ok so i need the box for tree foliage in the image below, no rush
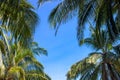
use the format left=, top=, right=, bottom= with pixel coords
left=49, top=0, right=120, bottom=41
left=0, top=0, right=51, bottom=80
left=67, top=27, right=120, bottom=80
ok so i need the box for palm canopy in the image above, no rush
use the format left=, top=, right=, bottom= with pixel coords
left=67, top=28, right=120, bottom=80
left=67, top=52, right=120, bottom=80
left=0, top=0, right=51, bottom=80
left=0, top=41, right=51, bottom=80
left=13, top=43, right=50, bottom=80
left=80, top=27, right=113, bottom=52
left=49, top=0, right=120, bottom=41
left=0, top=0, right=38, bottom=47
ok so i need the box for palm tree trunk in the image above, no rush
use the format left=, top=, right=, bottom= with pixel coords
left=0, top=50, right=5, bottom=79
left=102, top=53, right=108, bottom=80
left=107, top=63, right=118, bottom=80
left=0, top=50, right=3, bottom=67
left=102, top=63, right=108, bottom=80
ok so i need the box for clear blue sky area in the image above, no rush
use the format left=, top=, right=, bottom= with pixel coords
left=29, top=1, right=92, bottom=80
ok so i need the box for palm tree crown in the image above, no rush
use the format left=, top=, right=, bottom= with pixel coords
left=49, top=0, right=120, bottom=41
left=67, top=27, right=120, bottom=80
left=0, top=0, right=51, bottom=80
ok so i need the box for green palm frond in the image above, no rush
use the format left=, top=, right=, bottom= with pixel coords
left=67, top=53, right=101, bottom=80
left=0, top=0, right=50, bottom=80
left=7, top=66, right=25, bottom=80
left=38, top=0, right=51, bottom=7
left=25, top=70, right=51, bottom=80
left=67, top=51, right=120, bottom=80
left=49, top=0, right=120, bottom=42
left=15, top=49, right=33, bottom=65
left=67, top=25, right=120, bottom=80
left=30, top=57, right=44, bottom=70
left=0, top=0, right=38, bottom=47
left=26, top=73, right=51, bottom=80
left=95, top=0, right=106, bottom=28
left=89, top=64, right=101, bottom=80
left=113, top=61, right=120, bottom=73
left=95, top=0, right=119, bottom=41
left=77, top=0, right=94, bottom=41
left=8, top=45, right=49, bottom=80
left=80, top=27, right=112, bottom=52
left=31, top=42, right=48, bottom=56
left=49, top=0, right=80, bottom=34
left=113, top=44, right=120, bottom=56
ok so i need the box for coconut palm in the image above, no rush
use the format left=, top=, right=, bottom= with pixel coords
left=67, top=52, right=120, bottom=80
left=49, top=0, right=120, bottom=41
left=0, top=0, right=51, bottom=79
left=0, top=0, right=38, bottom=47
left=67, top=27, right=120, bottom=80
left=0, top=41, right=50, bottom=80
left=9, top=42, right=50, bottom=80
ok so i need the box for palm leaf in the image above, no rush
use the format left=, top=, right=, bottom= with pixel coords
left=7, top=66, right=25, bottom=80
left=67, top=53, right=101, bottom=80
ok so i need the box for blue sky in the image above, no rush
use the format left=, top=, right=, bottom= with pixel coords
left=29, top=1, right=92, bottom=80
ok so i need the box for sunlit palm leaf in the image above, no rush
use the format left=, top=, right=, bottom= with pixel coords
left=7, top=66, right=25, bottom=80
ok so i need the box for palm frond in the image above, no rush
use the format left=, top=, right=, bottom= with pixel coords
left=113, top=44, right=120, bottom=56
left=0, top=0, right=38, bottom=47
left=77, top=0, right=94, bottom=41
left=90, top=64, right=101, bottom=80
left=49, top=0, right=80, bottom=34
left=7, top=66, right=25, bottom=80
left=15, top=49, right=33, bottom=65
left=38, top=0, right=51, bottom=7
left=31, top=42, right=48, bottom=56
left=26, top=73, right=51, bottom=80
left=67, top=53, right=101, bottom=79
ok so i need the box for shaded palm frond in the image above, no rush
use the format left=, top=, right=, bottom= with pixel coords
left=15, top=49, right=33, bottom=65
left=38, top=0, right=51, bottom=7
left=0, top=0, right=38, bottom=47
left=77, top=0, right=94, bottom=41
left=7, top=66, right=25, bottom=80
left=49, top=0, right=80, bottom=34
left=26, top=73, right=51, bottom=80
left=31, top=42, right=48, bottom=56
left=67, top=53, right=101, bottom=80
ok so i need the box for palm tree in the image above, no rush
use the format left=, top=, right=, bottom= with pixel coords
left=0, top=41, right=50, bottom=80
left=67, top=52, right=120, bottom=80
left=10, top=43, right=50, bottom=80
left=67, top=27, right=120, bottom=80
left=49, top=0, right=120, bottom=41
left=0, top=0, right=51, bottom=79
left=0, top=0, right=38, bottom=47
